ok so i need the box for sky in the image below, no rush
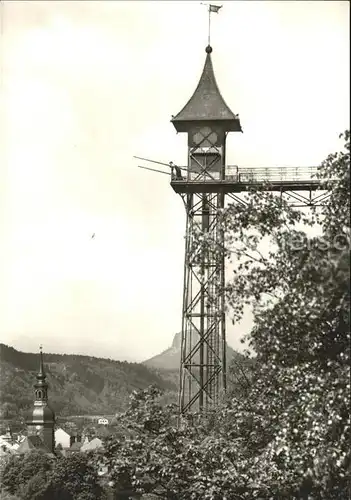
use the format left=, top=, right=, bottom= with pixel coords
left=0, top=0, right=349, bottom=362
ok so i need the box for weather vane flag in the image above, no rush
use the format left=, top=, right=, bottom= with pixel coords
left=201, top=3, right=223, bottom=45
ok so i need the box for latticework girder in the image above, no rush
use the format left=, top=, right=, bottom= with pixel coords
left=179, top=191, right=226, bottom=413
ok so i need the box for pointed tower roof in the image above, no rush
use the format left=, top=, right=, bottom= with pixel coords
left=26, top=346, right=55, bottom=425
left=171, top=45, right=242, bottom=133
left=35, top=345, right=47, bottom=388
left=38, top=345, right=45, bottom=377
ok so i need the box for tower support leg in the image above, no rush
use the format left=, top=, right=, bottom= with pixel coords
left=179, top=192, right=226, bottom=414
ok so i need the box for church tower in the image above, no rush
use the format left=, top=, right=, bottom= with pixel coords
left=26, top=347, right=55, bottom=452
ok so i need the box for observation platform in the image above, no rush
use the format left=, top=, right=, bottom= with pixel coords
left=170, top=165, right=326, bottom=194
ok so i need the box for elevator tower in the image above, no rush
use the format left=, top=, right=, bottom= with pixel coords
left=171, top=45, right=242, bottom=413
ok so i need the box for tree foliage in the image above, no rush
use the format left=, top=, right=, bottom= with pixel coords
left=97, top=386, right=252, bottom=499
left=99, top=131, right=350, bottom=499
left=1, top=451, right=105, bottom=500
left=219, top=130, right=350, bottom=498
left=1, top=451, right=53, bottom=496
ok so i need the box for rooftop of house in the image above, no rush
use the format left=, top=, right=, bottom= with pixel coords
left=16, top=435, right=52, bottom=455
left=81, top=437, right=103, bottom=452
left=69, top=441, right=83, bottom=451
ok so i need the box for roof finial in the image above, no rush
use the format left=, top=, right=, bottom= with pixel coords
left=38, top=344, right=45, bottom=378
left=201, top=3, right=222, bottom=49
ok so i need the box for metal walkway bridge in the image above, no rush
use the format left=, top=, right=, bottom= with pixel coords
left=171, top=165, right=326, bottom=194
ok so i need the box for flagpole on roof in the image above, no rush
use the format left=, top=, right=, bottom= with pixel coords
left=208, top=6, right=211, bottom=45
left=200, top=4, right=222, bottom=47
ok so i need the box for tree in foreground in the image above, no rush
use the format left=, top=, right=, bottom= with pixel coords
left=100, top=131, right=350, bottom=499
left=0, top=451, right=54, bottom=497
left=1, top=451, right=105, bottom=500
left=215, top=129, right=350, bottom=498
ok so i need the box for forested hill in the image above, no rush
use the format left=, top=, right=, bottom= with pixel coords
left=0, top=343, right=177, bottom=419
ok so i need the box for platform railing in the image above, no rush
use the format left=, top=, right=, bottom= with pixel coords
left=171, top=165, right=320, bottom=183
left=233, top=165, right=319, bottom=183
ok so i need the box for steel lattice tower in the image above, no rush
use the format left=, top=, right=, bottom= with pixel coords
left=169, top=45, right=329, bottom=414
left=170, top=45, right=241, bottom=413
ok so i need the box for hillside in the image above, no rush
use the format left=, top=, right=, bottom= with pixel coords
left=0, top=344, right=177, bottom=419
left=143, top=332, right=243, bottom=371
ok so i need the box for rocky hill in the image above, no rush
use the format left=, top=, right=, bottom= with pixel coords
left=143, top=332, right=242, bottom=371
left=0, top=344, right=177, bottom=420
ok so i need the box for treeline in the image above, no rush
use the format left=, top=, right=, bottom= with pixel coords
left=0, top=344, right=178, bottom=419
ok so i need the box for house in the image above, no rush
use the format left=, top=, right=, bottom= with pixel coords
left=66, top=440, right=83, bottom=455
left=0, top=439, right=16, bottom=455
left=16, top=434, right=26, bottom=444
left=98, top=418, right=109, bottom=426
left=0, top=427, right=19, bottom=455
left=55, top=427, right=72, bottom=449
left=81, top=436, right=90, bottom=446
left=0, top=426, right=13, bottom=445
left=81, top=437, right=103, bottom=452
left=55, top=426, right=82, bottom=449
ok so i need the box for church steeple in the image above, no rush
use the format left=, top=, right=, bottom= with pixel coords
left=34, top=346, right=48, bottom=404
left=171, top=45, right=242, bottom=133
left=25, top=346, right=55, bottom=452
left=39, top=345, right=45, bottom=376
